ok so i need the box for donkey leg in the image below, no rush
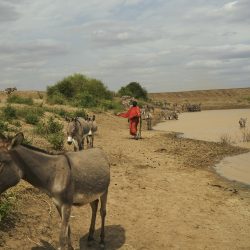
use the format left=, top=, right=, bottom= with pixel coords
left=99, top=191, right=108, bottom=247
left=88, top=135, right=93, bottom=148
left=55, top=205, right=73, bottom=250
left=88, top=199, right=99, bottom=242
left=59, top=204, right=73, bottom=250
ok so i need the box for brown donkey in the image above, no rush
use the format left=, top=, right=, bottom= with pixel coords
left=0, top=133, right=110, bottom=250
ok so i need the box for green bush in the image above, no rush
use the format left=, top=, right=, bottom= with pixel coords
left=100, top=99, right=123, bottom=111
left=0, top=121, right=8, bottom=133
left=74, top=92, right=97, bottom=108
left=25, top=112, right=40, bottom=125
left=7, top=95, right=33, bottom=105
left=0, top=191, right=16, bottom=222
left=11, top=121, right=21, bottom=128
left=47, top=117, right=64, bottom=134
left=35, top=117, right=63, bottom=136
left=16, top=107, right=44, bottom=124
left=34, top=117, right=64, bottom=150
left=35, top=122, right=47, bottom=135
left=118, top=82, right=148, bottom=100
left=47, top=133, right=64, bottom=150
left=47, top=92, right=66, bottom=105
left=47, top=73, right=112, bottom=108
left=3, top=105, right=17, bottom=120
left=74, top=109, right=87, bottom=118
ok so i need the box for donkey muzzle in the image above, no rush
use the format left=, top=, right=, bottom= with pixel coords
left=67, top=136, right=73, bottom=145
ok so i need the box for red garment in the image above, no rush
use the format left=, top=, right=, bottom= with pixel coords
left=118, top=106, right=141, bottom=136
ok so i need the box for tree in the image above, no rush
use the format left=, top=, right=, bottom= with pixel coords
left=46, top=73, right=113, bottom=107
left=118, top=82, right=148, bottom=100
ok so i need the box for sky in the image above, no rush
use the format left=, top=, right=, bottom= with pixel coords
left=0, top=0, right=250, bottom=93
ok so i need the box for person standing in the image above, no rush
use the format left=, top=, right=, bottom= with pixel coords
left=117, top=101, right=141, bottom=139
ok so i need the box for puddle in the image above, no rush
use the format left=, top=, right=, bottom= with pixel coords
left=154, top=109, right=250, bottom=184
left=214, top=152, right=250, bottom=185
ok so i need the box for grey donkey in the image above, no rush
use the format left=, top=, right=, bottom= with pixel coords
left=86, top=115, right=98, bottom=148
left=0, top=133, right=110, bottom=250
left=66, top=117, right=92, bottom=151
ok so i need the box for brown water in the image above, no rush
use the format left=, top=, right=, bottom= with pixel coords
left=154, top=109, right=250, bottom=185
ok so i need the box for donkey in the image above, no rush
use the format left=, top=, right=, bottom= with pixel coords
left=86, top=115, right=98, bottom=148
left=141, top=109, right=153, bottom=130
left=239, top=118, right=247, bottom=128
left=0, top=133, right=110, bottom=250
left=66, top=117, right=92, bottom=151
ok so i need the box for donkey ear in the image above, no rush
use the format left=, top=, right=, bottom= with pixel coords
left=8, top=132, right=24, bottom=150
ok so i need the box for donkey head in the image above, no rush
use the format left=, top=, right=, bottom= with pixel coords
left=0, top=133, right=24, bottom=193
left=66, top=118, right=79, bottom=145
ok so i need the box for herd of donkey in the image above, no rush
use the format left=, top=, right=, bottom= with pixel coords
left=0, top=87, right=248, bottom=249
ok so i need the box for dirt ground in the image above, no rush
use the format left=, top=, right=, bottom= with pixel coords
left=1, top=110, right=250, bottom=250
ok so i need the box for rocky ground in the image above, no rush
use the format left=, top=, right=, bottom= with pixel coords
left=1, top=110, right=250, bottom=250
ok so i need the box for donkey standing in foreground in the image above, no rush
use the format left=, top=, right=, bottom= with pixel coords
left=0, top=133, right=110, bottom=250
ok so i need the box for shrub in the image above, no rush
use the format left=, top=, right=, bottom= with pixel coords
left=118, top=82, right=148, bottom=100
left=0, top=191, right=16, bottom=222
left=74, top=109, right=87, bottom=118
left=74, top=92, right=97, bottom=108
left=3, top=105, right=17, bottom=120
left=34, top=117, right=63, bottom=136
left=16, top=107, right=44, bottom=124
left=47, top=93, right=66, bottom=105
left=35, top=122, right=47, bottom=135
left=7, top=95, right=33, bottom=105
left=11, top=121, right=21, bottom=128
left=47, top=73, right=112, bottom=108
left=25, top=112, right=40, bottom=125
left=100, top=100, right=123, bottom=112
left=34, top=117, right=64, bottom=150
left=0, top=121, right=8, bottom=133
left=47, top=133, right=64, bottom=150
left=47, top=117, right=64, bottom=134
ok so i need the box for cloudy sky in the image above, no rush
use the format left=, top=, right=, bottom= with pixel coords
left=0, top=0, right=250, bottom=92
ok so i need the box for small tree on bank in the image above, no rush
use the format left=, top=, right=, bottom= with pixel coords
left=118, top=82, right=148, bottom=100
left=47, top=73, right=113, bottom=107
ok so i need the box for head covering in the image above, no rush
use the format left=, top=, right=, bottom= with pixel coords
left=132, top=101, right=137, bottom=107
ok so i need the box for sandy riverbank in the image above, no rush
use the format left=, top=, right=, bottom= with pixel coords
left=1, top=112, right=250, bottom=250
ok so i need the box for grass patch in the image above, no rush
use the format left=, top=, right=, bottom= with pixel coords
left=0, top=191, right=17, bottom=222
left=2, top=105, right=17, bottom=121
left=7, top=95, right=33, bottom=105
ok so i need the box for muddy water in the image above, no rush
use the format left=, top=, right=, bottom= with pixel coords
left=154, top=109, right=250, bottom=185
